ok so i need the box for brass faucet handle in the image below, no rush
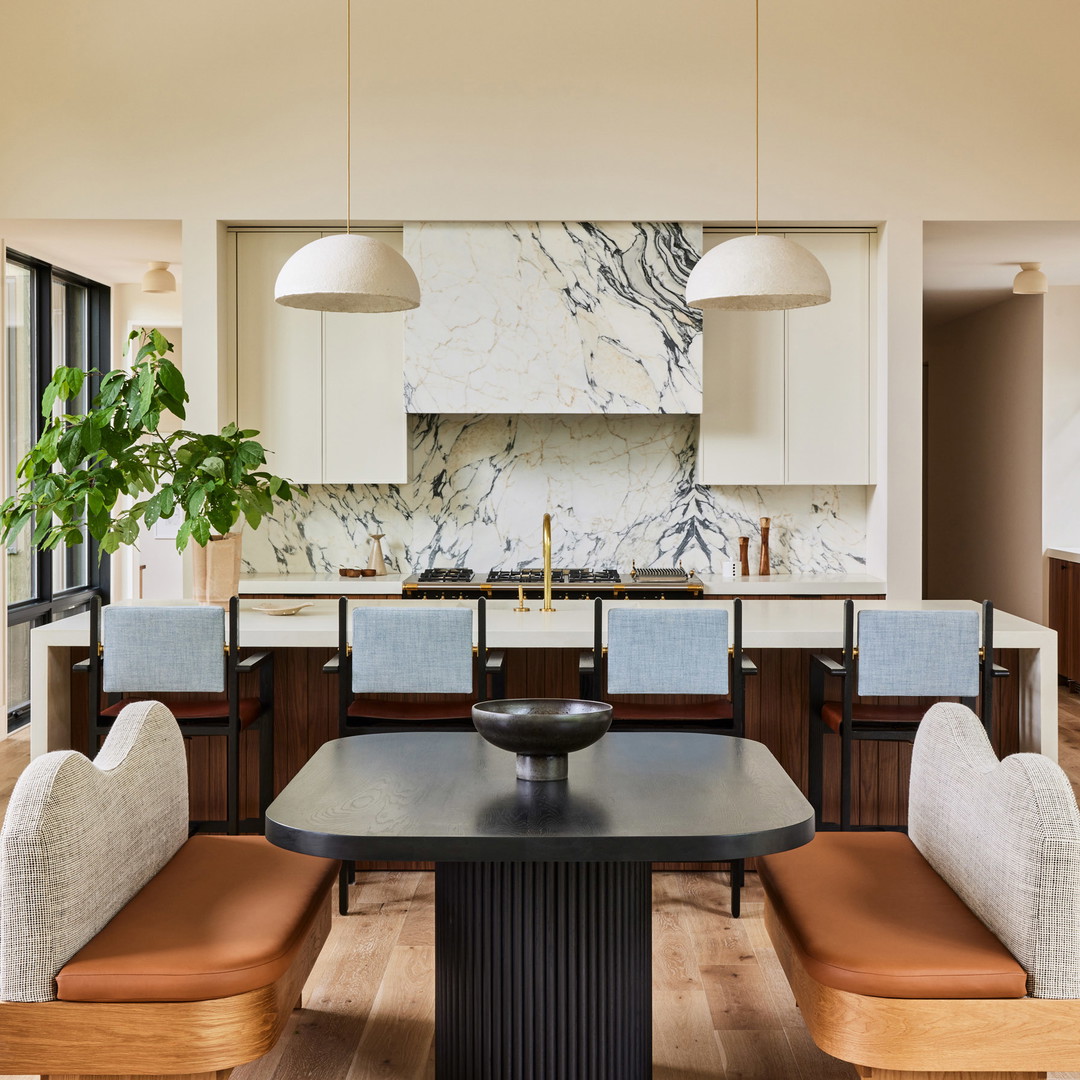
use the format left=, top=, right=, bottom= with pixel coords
left=515, top=583, right=531, bottom=612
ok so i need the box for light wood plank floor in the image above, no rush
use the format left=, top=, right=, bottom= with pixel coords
left=3, top=696, right=1080, bottom=1080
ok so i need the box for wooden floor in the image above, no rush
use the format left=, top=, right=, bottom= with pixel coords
left=3, top=696, right=1080, bottom=1080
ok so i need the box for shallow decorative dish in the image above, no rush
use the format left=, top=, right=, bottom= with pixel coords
left=339, top=567, right=362, bottom=577
left=251, top=602, right=314, bottom=617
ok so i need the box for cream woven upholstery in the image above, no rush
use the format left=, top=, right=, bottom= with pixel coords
left=909, top=701, right=1080, bottom=998
left=0, top=700, right=188, bottom=1002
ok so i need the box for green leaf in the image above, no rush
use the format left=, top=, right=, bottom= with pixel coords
left=150, top=328, right=171, bottom=355
left=191, top=517, right=211, bottom=547
left=175, top=519, right=193, bottom=552
left=58, top=427, right=84, bottom=471
left=202, top=455, right=225, bottom=477
left=143, top=493, right=161, bottom=527
left=80, top=422, right=101, bottom=454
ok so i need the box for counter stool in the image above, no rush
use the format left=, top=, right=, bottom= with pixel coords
left=582, top=597, right=756, bottom=917
left=83, top=596, right=274, bottom=834
left=809, top=599, right=1007, bottom=830
left=327, top=596, right=504, bottom=912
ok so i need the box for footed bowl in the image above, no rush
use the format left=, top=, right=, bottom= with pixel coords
left=471, top=698, right=613, bottom=781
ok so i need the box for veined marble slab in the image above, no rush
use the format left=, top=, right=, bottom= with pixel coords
left=403, top=222, right=703, bottom=413
left=241, top=414, right=868, bottom=576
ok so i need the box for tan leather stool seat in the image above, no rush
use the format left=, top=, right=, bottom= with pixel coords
left=56, top=835, right=339, bottom=1002
left=101, top=696, right=264, bottom=729
left=821, top=700, right=927, bottom=734
left=347, top=696, right=473, bottom=721
left=758, top=832, right=1027, bottom=999
left=610, top=698, right=733, bottom=723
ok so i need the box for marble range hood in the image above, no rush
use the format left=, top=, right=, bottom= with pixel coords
left=402, top=222, right=703, bottom=414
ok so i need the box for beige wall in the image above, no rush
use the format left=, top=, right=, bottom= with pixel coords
left=924, top=296, right=1044, bottom=620
left=5, top=1, right=1080, bottom=599
left=4, top=1, right=1080, bottom=222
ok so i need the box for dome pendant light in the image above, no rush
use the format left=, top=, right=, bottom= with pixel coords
left=141, top=261, right=176, bottom=293
left=1012, top=262, right=1048, bottom=295
left=686, top=0, right=830, bottom=311
left=275, top=0, right=420, bottom=313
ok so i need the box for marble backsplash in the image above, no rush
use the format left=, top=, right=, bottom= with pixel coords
left=242, top=414, right=868, bottom=576
left=403, top=223, right=703, bottom=413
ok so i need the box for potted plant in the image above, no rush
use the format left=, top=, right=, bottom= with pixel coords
left=0, top=328, right=299, bottom=602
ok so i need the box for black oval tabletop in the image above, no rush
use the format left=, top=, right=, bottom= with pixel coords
left=266, top=732, right=814, bottom=863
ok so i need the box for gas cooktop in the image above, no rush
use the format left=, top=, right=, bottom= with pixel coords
left=406, top=567, right=700, bottom=593
left=486, top=568, right=621, bottom=585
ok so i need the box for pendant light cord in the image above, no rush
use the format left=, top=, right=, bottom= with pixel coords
left=754, top=0, right=759, bottom=235
left=346, top=0, right=352, bottom=234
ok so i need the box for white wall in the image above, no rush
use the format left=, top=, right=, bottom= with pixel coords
left=1043, top=287, right=1080, bottom=553
left=5, top=1, right=1080, bottom=597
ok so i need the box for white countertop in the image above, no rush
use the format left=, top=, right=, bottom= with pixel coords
left=695, top=572, right=885, bottom=594
left=1047, top=548, right=1080, bottom=565
left=33, top=597, right=1052, bottom=652
left=240, top=572, right=408, bottom=595
left=239, top=571, right=886, bottom=597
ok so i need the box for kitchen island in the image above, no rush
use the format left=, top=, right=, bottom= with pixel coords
left=31, top=598, right=1054, bottom=830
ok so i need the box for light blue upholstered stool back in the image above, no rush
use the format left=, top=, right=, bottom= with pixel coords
left=102, top=606, right=226, bottom=694
left=856, top=609, right=981, bottom=697
left=606, top=608, right=729, bottom=695
left=352, top=607, right=474, bottom=694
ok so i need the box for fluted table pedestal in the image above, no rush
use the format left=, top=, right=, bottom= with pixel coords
left=435, top=860, right=651, bottom=1080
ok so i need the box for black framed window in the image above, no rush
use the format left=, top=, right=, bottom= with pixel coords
left=5, top=250, right=110, bottom=729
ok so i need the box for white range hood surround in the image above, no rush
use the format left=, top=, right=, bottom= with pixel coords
left=403, top=222, right=703, bottom=413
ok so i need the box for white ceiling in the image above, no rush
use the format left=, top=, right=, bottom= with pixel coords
left=0, top=219, right=182, bottom=287
left=924, top=220, right=1080, bottom=326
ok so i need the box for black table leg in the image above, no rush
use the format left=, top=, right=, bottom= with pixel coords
left=435, top=860, right=652, bottom=1080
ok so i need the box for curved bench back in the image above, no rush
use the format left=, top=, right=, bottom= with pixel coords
left=909, top=701, right=1080, bottom=998
left=0, top=700, right=188, bottom=1002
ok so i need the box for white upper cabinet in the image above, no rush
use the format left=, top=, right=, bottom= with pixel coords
left=233, top=230, right=409, bottom=486
left=698, top=231, right=872, bottom=486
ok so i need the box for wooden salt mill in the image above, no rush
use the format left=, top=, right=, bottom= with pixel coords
left=738, top=536, right=750, bottom=577
left=758, top=517, right=771, bottom=576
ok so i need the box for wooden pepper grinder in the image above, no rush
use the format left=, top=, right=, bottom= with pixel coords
left=758, top=517, right=771, bottom=576
left=738, top=536, right=750, bottom=577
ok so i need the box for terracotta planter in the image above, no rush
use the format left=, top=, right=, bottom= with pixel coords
left=192, top=532, right=242, bottom=605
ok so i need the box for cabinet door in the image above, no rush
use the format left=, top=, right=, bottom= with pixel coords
left=786, top=232, right=870, bottom=484
left=322, top=232, right=409, bottom=485
left=236, top=232, right=323, bottom=484
left=697, top=234, right=786, bottom=485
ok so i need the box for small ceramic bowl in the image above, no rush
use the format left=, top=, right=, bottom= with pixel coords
left=339, top=567, right=362, bottom=578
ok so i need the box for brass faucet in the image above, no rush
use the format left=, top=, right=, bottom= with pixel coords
left=542, top=513, right=555, bottom=612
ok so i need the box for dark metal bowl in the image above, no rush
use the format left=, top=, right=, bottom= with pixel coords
left=472, top=698, right=613, bottom=781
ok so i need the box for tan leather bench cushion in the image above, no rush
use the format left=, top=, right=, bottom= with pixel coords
left=55, top=835, right=339, bottom=1002
left=758, top=832, right=1028, bottom=999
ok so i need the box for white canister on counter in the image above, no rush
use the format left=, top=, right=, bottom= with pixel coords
left=720, top=560, right=739, bottom=579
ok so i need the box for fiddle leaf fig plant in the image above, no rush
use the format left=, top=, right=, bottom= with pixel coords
left=0, top=328, right=298, bottom=556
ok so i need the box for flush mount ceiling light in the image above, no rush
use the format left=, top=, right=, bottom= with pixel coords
left=686, top=0, right=830, bottom=311
left=274, top=0, right=419, bottom=313
left=1012, top=262, right=1048, bottom=295
left=141, top=261, right=176, bottom=293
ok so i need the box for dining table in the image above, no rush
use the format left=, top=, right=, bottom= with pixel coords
left=265, top=726, right=814, bottom=1080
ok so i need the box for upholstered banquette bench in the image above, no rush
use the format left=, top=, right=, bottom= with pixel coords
left=0, top=700, right=340, bottom=1080
left=759, top=701, right=1080, bottom=1080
